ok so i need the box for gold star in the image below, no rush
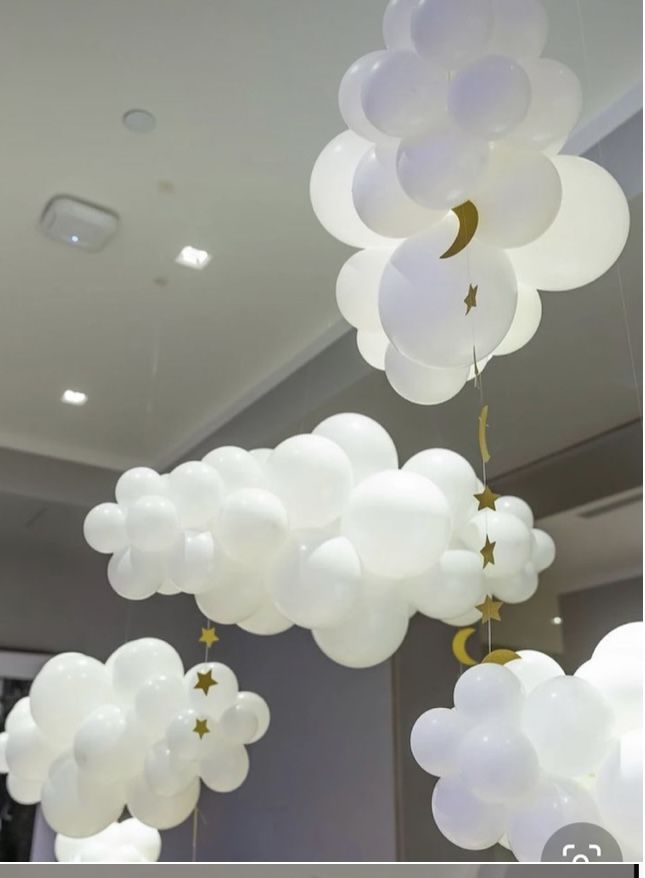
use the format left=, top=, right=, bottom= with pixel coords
left=194, top=669, right=218, bottom=695
left=476, top=594, right=503, bottom=623
left=193, top=718, right=210, bottom=739
left=480, top=536, right=496, bottom=568
left=474, top=485, right=499, bottom=511
left=464, top=283, right=478, bottom=315
left=198, top=626, right=219, bottom=648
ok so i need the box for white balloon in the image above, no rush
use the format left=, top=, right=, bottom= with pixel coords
left=249, top=448, right=272, bottom=464
left=593, top=622, right=642, bottom=662
left=508, top=156, right=630, bottom=291
left=522, top=676, right=613, bottom=776
left=530, top=528, right=556, bottom=572
left=353, top=143, right=446, bottom=238
left=126, top=772, right=200, bottom=831
left=165, top=709, right=215, bottom=762
left=195, top=556, right=265, bottom=624
left=508, top=59, right=582, bottom=151
left=432, top=775, right=507, bottom=850
left=5, top=718, right=56, bottom=781
left=361, top=49, right=448, bottom=139
left=83, top=504, right=127, bottom=554
left=233, top=692, right=271, bottom=743
left=576, top=655, right=642, bottom=735
left=506, top=649, right=564, bottom=694
left=313, top=413, right=398, bottom=483
left=108, top=548, right=160, bottom=601
left=473, top=148, right=562, bottom=247
left=490, top=564, right=538, bottom=603
left=218, top=488, right=289, bottom=563
left=488, top=0, right=548, bottom=59
left=411, top=0, right=494, bottom=70
left=109, top=638, right=184, bottom=707
left=73, top=705, right=134, bottom=781
left=313, top=590, right=409, bottom=668
left=116, top=818, right=162, bottom=862
left=342, top=470, right=451, bottom=578
left=5, top=697, right=32, bottom=735
left=448, top=54, right=531, bottom=140
left=356, top=328, right=389, bottom=370
left=379, top=219, right=518, bottom=368
left=457, top=722, right=540, bottom=804
left=454, top=664, right=522, bottom=722
left=382, top=0, right=417, bottom=49
left=184, top=662, right=238, bottom=722
left=200, top=737, right=249, bottom=793
left=30, top=653, right=113, bottom=747
left=168, top=530, right=221, bottom=595
left=135, top=674, right=188, bottom=738
left=115, top=467, right=166, bottom=506
left=507, top=778, right=599, bottom=862
left=409, top=551, right=483, bottom=619
left=461, top=511, right=532, bottom=577
left=219, top=704, right=259, bottom=745
left=167, top=461, right=223, bottom=529
left=144, top=741, right=197, bottom=797
left=338, top=51, right=396, bottom=142
left=270, top=536, right=361, bottom=628
left=267, top=434, right=353, bottom=529
left=0, top=731, right=7, bottom=773
left=336, top=249, right=394, bottom=332
left=310, top=130, right=399, bottom=248
left=7, top=773, right=43, bottom=805
left=238, top=599, right=293, bottom=635
left=493, top=496, right=535, bottom=530
left=494, top=284, right=542, bottom=356
left=404, top=448, right=479, bottom=527
left=594, top=730, right=642, bottom=851
left=42, top=755, right=124, bottom=838
left=410, top=707, right=469, bottom=776
left=126, top=495, right=181, bottom=553
left=442, top=607, right=483, bottom=626
left=201, top=446, right=266, bottom=493
left=385, top=346, right=469, bottom=405
left=397, top=128, right=490, bottom=210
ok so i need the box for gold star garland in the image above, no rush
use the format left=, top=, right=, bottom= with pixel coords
left=193, top=718, right=210, bottom=739
left=464, top=283, right=478, bottom=315
left=198, top=626, right=219, bottom=648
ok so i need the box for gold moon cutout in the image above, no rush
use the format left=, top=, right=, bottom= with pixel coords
left=478, top=404, right=491, bottom=464
left=440, top=201, right=479, bottom=259
left=482, top=649, right=522, bottom=665
left=452, top=627, right=478, bottom=666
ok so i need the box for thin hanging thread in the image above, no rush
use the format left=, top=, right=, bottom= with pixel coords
left=574, top=0, right=642, bottom=422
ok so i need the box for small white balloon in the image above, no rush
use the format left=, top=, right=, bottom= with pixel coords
left=165, top=709, right=213, bottom=762
left=219, top=704, right=259, bottom=744
left=267, top=434, right=353, bottom=529
left=338, top=51, right=396, bottom=142
left=494, top=285, right=542, bottom=356
left=448, top=54, right=531, bottom=140
left=218, top=488, right=289, bottom=563
left=135, top=674, right=188, bottom=738
left=115, top=468, right=166, bottom=506
left=83, top=504, right=127, bottom=554
left=73, top=705, right=133, bottom=781
left=508, top=59, right=582, bottom=151
left=490, top=564, right=538, bottom=603
left=233, top=692, right=271, bottom=743
left=126, top=772, right=200, bottom=831
left=5, top=698, right=32, bottom=735
left=531, top=528, right=556, bottom=572
left=184, top=662, right=238, bottom=722
left=41, top=755, right=125, bottom=838
left=314, top=413, right=398, bottom=483
left=109, top=638, right=184, bottom=707
left=168, top=461, right=223, bottom=529
left=356, top=328, right=389, bottom=370
left=385, top=346, right=469, bottom=405
left=506, top=649, right=564, bottom=694
left=432, top=775, right=507, bottom=850
left=195, top=556, right=265, bottom=624
left=410, top=707, right=469, bottom=777
left=411, top=0, right=494, bottom=70
left=454, top=664, right=522, bottom=722
left=238, top=599, right=294, bottom=635
left=144, top=741, right=197, bottom=797
left=382, top=0, right=417, bottom=49
left=495, top=495, right=534, bottom=529
left=126, top=495, right=181, bottom=553
left=461, top=511, right=532, bottom=577
left=108, top=549, right=160, bottom=601
left=336, top=249, right=394, bottom=332
left=5, top=718, right=56, bottom=781
left=7, top=773, right=43, bottom=805
left=457, top=722, right=540, bottom=804
left=200, top=737, right=249, bottom=793
left=202, top=446, right=266, bottom=493
left=409, top=550, right=483, bottom=619
left=442, top=608, right=483, bottom=626
left=404, top=448, right=479, bottom=527
left=168, top=530, right=221, bottom=595
left=0, top=731, right=7, bottom=773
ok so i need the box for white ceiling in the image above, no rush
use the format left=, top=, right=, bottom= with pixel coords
left=0, top=0, right=641, bottom=471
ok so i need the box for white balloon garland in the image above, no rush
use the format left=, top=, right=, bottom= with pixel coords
left=55, top=819, right=161, bottom=863
left=82, top=413, right=556, bottom=668
left=0, top=639, right=269, bottom=837
left=410, top=622, right=643, bottom=861
left=310, top=0, right=630, bottom=404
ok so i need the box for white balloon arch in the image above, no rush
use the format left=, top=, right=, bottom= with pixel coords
left=410, top=622, right=643, bottom=861
left=82, top=413, right=555, bottom=668
left=311, top=0, right=630, bottom=404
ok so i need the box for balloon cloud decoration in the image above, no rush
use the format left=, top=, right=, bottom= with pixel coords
left=55, top=819, right=161, bottom=863
left=82, top=413, right=555, bottom=668
left=311, top=0, right=631, bottom=404
left=410, top=622, right=643, bottom=861
left=0, top=639, right=269, bottom=837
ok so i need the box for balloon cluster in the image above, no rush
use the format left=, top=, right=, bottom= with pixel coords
left=82, top=413, right=555, bottom=668
left=55, top=819, right=161, bottom=863
left=0, top=639, right=269, bottom=837
left=310, top=0, right=630, bottom=404
left=410, top=622, right=642, bottom=861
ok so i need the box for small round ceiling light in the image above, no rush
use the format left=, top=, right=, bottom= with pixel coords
left=122, top=109, right=156, bottom=133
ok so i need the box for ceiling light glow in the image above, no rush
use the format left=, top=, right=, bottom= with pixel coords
left=175, top=245, right=211, bottom=270
left=550, top=615, right=563, bottom=626
left=61, top=389, right=88, bottom=406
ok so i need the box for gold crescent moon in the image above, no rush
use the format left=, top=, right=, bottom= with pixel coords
left=482, top=649, right=522, bottom=666
left=452, top=627, right=478, bottom=666
left=478, top=404, right=491, bottom=464
left=440, top=201, right=479, bottom=259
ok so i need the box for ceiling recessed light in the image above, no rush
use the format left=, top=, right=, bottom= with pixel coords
left=175, top=245, right=211, bottom=270
left=550, top=615, right=563, bottom=626
left=61, top=389, right=88, bottom=406
left=122, top=109, right=156, bottom=133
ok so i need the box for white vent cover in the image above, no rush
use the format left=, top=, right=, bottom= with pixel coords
left=40, top=196, right=118, bottom=252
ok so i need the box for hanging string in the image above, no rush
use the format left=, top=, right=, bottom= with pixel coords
left=191, top=805, right=200, bottom=862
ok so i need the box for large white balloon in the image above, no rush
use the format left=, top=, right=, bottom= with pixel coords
left=506, top=650, right=564, bottom=694
left=411, top=0, right=494, bottom=70
left=410, top=708, right=469, bottom=777
left=73, top=705, right=134, bottom=781
left=310, top=130, right=398, bottom=248
left=195, top=557, right=265, bottom=624
left=238, top=599, right=293, bottom=635
left=218, top=489, right=289, bottom=563
left=115, top=468, right=166, bottom=506
left=336, top=249, right=393, bottom=332
left=41, top=756, right=124, bottom=838
left=594, top=730, right=642, bottom=853
left=508, top=156, right=630, bottom=291
left=385, top=346, right=469, bottom=405
left=342, top=470, right=451, bottom=578
left=449, top=54, right=531, bottom=140
left=454, top=665, right=522, bottom=723
left=408, top=550, right=483, bottom=619
left=202, top=446, right=266, bottom=493
left=432, top=775, right=507, bottom=850
left=267, top=434, right=353, bottom=529
left=379, top=219, right=518, bottom=368
left=108, top=548, right=160, bottom=601
left=576, top=654, right=642, bottom=734
left=109, top=639, right=184, bottom=707
left=313, top=413, right=398, bottom=483
left=457, top=722, right=540, bottom=804
left=493, top=284, right=542, bottom=355
left=508, top=59, right=582, bottom=151
left=126, top=496, right=181, bottom=553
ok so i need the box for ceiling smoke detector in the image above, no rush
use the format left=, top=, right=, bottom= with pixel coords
left=40, top=196, right=119, bottom=252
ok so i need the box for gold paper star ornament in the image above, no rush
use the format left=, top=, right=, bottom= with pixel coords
left=464, top=283, right=478, bottom=315
left=194, top=669, right=218, bottom=695
left=198, top=626, right=219, bottom=648
left=193, top=718, right=210, bottom=739
left=480, top=536, right=496, bottom=568
left=474, top=485, right=499, bottom=511
left=476, top=594, right=503, bottom=623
